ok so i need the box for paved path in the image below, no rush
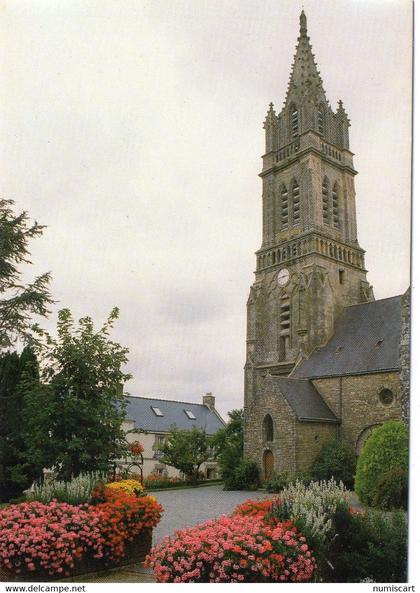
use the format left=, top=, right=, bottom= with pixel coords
left=152, top=484, right=273, bottom=544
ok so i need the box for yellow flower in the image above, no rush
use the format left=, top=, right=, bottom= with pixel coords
left=105, top=479, right=144, bottom=495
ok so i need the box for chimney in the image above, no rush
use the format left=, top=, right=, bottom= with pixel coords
left=202, top=392, right=215, bottom=410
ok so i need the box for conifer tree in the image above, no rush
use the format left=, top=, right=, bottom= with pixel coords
left=0, top=199, right=53, bottom=350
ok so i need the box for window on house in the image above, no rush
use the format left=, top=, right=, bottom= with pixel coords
left=292, top=180, right=300, bottom=224
left=153, top=434, right=166, bottom=457
left=339, top=269, right=344, bottom=284
left=151, top=406, right=164, bottom=417
left=184, top=410, right=196, bottom=419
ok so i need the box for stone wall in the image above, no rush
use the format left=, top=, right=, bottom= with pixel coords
left=313, top=371, right=401, bottom=452
left=296, top=422, right=337, bottom=472
left=244, top=375, right=297, bottom=476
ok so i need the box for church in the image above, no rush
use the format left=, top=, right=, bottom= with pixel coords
left=243, top=11, right=410, bottom=480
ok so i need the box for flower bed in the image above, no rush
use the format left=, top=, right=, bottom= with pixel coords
left=146, top=513, right=316, bottom=583
left=0, top=488, right=162, bottom=581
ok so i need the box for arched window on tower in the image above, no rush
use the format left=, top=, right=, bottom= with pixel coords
left=262, top=414, right=274, bottom=442
left=290, top=105, right=299, bottom=138
left=322, top=177, right=329, bottom=225
left=318, top=104, right=325, bottom=135
left=292, top=180, right=300, bottom=224
left=332, top=182, right=340, bottom=228
left=280, top=185, right=289, bottom=228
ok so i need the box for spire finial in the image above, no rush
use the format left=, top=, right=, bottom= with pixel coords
left=300, top=10, right=307, bottom=36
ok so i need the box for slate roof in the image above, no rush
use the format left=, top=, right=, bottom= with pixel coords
left=293, top=296, right=403, bottom=379
left=271, top=377, right=338, bottom=422
left=125, top=396, right=225, bottom=434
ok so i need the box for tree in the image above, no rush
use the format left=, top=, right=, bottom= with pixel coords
left=22, top=307, right=131, bottom=481
left=0, top=347, right=42, bottom=501
left=0, top=199, right=53, bottom=351
left=157, top=425, right=212, bottom=483
left=211, top=409, right=244, bottom=488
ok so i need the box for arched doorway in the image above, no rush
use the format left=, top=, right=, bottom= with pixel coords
left=263, top=450, right=274, bottom=480
left=356, top=424, right=381, bottom=456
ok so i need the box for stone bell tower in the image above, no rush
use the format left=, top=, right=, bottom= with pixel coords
left=244, top=11, right=374, bottom=409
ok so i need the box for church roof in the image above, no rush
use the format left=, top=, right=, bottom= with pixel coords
left=125, top=396, right=225, bottom=434
left=293, top=295, right=403, bottom=379
left=271, top=377, right=338, bottom=422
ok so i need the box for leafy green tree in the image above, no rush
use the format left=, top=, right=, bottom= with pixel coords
left=157, top=425, right=211, bottom=483
left=0, top=199, right=53, bottom=351
left=211, top=409, right=243, bottom=488
left=22, top=308, right=131, bottom=481
left=0, top=347, right=42, bottom=501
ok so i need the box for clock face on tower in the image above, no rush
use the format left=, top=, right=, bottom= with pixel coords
left=277, top=268, right=290, bottom=286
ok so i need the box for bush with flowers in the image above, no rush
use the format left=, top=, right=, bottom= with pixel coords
left=146, top=513, right=316, bottom=583
left=233, top=498, right=273, bottom=520
left=105, top=479, right=144, bottom=497
left=0, top=486, right=163, bottom=579
left=144, top=474, right=188, bottom=490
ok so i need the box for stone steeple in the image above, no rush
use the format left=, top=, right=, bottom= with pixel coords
left=284, top=10, right=327, bottom=108
left=244, top=10, right=374, bottom=401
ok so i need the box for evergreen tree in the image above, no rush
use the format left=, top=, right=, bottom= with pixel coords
left=0, top=347, right=41, bottom=501
left=0, top=199, right=53, bottom=351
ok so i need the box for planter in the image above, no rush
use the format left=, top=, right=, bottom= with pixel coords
left=0, top=528, right=152, bottom=582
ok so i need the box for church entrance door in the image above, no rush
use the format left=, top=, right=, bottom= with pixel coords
left=263, top=450, right=274, bottom=480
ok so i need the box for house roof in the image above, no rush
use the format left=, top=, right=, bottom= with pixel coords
left=271, top=376, right=338, bottom=422
left=293, top=295, right=403, bottom=379
left=125, top=396, right=225, bottom=434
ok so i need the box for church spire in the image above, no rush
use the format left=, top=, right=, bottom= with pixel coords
left=284, top=10, right=326, bottom=107
left=299, top=9, right=307, bottom=36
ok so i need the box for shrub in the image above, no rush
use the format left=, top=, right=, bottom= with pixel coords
left=233, top=498, right=273, bottom=519
left=264, top=472, right=290, bottom=492
left=224, top=460, right=260, bottom=490
left=146, top=514, right=316, bottom=582
left=355, top=420, right=408, bottom=505
left=105, top=479, right=144, bottom=497
left=0, top=492, right=163, bottom=578
left=371, top=467, right=408, bottom=510
left=310, top=441, right=356, bottom=489
left=27, top=472, right=106, bottom=505
left=268, top=478, right=350, bottom=548
left=326, top=506, right=408, bottom=582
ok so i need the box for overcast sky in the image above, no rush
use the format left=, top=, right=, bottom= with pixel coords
left=0, top=0, right=412, bottom=418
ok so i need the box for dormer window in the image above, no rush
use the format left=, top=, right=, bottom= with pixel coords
left=151, top=406, right=164, bottom=417
left=184, top=410, right=196, bottom=420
